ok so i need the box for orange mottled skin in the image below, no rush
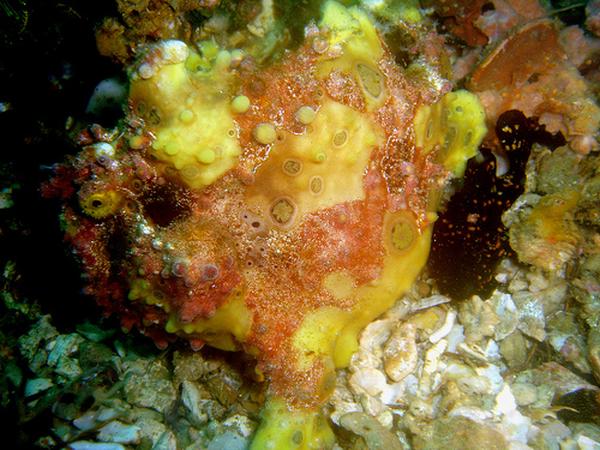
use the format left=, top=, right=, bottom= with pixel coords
left=49, top=29, right=447, bottom=409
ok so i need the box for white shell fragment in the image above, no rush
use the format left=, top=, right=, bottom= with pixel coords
left=69, top=442, right=126, bottom=450
left=513, top=292, right=546, bottom=341
left=158, top=40, right=189, bottom=65
left=419, top=339, right=447, bottom=396
left=24, top=378, right=53, bottom=397
left=383, top=322, right=418, bottom=382
left=429, top=309, right=456, bottom=344
left=97, top=421, right=142, bottom=444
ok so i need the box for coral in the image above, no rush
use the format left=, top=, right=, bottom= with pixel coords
left=422, top=0, right=545, bottom=47
left=412, top=416, right=509, bottom=450
left=474, top=0, right=546, bottom=43
left=47, top=1, right=487, bottom=448
left=508, top=190, right=581, bottom=271
left=95, top=0, right=200, bottom=64
left=422, top=0, right=491, bottom=46
left=588, top=0, right=600, bottom=37
left=468, top=19, right=600, bottom=154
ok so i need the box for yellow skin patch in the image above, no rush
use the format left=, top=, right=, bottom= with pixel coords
left=414, top=90, right=488, bottom=178
left=252, top=398, right=335, bottom=450
left=316, top=1, right=386, bottom=111
left=166, top=292, right=252, bottom=351
left=246, top=6, right=484, bottom=449
left=129, top=44, right=241, bottom=189
left=245, top=99, right=382, bottom=228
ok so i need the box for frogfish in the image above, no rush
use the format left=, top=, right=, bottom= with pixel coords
left=47, top=2, right=486, bottom=448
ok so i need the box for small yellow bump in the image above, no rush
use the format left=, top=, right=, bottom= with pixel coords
left=446, top=126, right=457, bottom=145
left=196, top=148, right=216, bottom=164
left=199, top=40, right=219, bottom=59
left=401, top=7, right=422, bottom=23
left=292, top=430, right=304, bottom=445
left=164, top=142, right=180, bottom=156
left=129, top=135, right=144, bottom=149
left=179, top=109, right=195, bottom=124
left=185, top=52, right=203, bottom=72
left=282, top=159, right=302, bottom=176
left=313, top=151, right=327, bottom=163
left=215, top=50, right=232, bottom=69
left=464, top=130, right=473, bottom=145
left=231, top=95, right=250, bottom=114
left=253, top=123, right=277, bottom=145
left=426, top=120, right=434, bottom=139
left=295, top=106, right=317, bottom=125
left=165, top=317, right=177, bottom=333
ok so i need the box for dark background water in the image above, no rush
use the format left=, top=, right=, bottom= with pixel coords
left=0, top=1, right=123, bottom=446
left=0, top=0, right=121, bottom=323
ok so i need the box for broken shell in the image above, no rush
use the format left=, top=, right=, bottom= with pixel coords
left=349, top=368, right=387, bottom=397
left=459, top=296, right=500, bottom=343
left=429, top=309, right=457, bottom=344
left=339, top=412, right=404, bottom=450
left=383, top=322, right=418, bottom=382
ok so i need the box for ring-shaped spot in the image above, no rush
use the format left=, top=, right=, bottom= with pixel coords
left=309, top=176, right=324, bottom=195
left=270, top=197, right=297, bottom=226
left=282, top=159, right=303, bottom=176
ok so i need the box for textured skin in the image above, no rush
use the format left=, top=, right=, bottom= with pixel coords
left=47, top=2, right=486, bottom=448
